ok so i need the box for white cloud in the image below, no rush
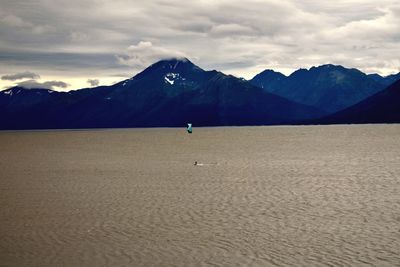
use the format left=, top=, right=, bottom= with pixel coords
left=0, top=13, right=54, bottom=35
left=116, top=41, right=187, bottom=69
left=209, top=24, right=256, bottom=37
left=1, top=14, right=32, bottom=27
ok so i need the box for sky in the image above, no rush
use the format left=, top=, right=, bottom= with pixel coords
left=1, top=0, right=400, bottom=91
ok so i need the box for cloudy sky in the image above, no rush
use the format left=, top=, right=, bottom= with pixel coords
left=1, top=0, right=400, bottom=90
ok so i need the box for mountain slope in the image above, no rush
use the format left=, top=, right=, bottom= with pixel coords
left=368, top=72, right=400, bottom=86
left=0, top=58, right=325, bottom=130
left=250, top=64, right=387, bottom=113
left=318, top=79, right=400, bottom=124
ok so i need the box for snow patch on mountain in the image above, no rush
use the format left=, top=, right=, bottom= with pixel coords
left=164, top=73, right=181, bottom=85
left=4, top=90, right=12, bottom=96
left=165, top=77, right=174, bottom=85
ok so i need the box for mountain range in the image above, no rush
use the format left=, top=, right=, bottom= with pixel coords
left=0, top=58, right=399, bottom=130
left=0, top=58, right=323, bottom=130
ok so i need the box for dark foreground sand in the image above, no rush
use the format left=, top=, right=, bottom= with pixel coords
left=1, top=125, right=400, bottom=266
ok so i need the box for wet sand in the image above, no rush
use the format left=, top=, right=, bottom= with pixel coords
left=1, top=125, right=400, bottom=266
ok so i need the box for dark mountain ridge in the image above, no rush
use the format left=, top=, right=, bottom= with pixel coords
left=0, top=58, right=324, bottom=130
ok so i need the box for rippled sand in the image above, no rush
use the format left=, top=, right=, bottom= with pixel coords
left=1, top=125, right=400, bottom=266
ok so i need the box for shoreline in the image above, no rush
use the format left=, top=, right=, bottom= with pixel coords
left=1, top=122, right=399, bottom=133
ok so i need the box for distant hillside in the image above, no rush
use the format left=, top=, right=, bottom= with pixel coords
left=250, top=65, right=399, bottom=113
left=317, top=79, right=400, bottom=124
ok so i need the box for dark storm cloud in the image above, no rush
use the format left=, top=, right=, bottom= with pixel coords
left=1, top=71, right=40, bottom=81
left=17, top=79, right=69, bottom=89
left=0, top=50, right=123, bottom=70
left=87, top=79, right=99, bottom=86
left=0, top=0, right=399, bottom=88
